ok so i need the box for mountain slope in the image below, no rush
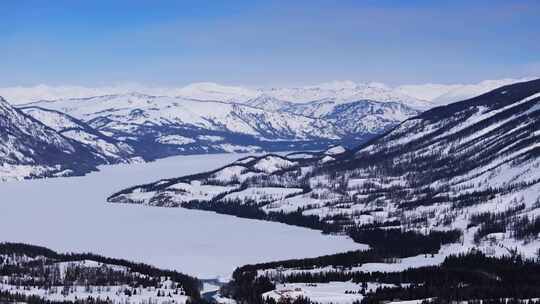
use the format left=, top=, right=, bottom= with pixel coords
left=244, top=94, right=294, bottom=112
left=0, top=242, right=201, bottom=303
left=20, top=106, right=136, bottom=164
left=0, top=97, right=105, bottom=181
left=109, top=78, right=540, bottom=257
left=260, top=81, right=431, bottom=109
left=396, top=77, right=535, bottom=105
left=283, top=99, right=419, bottom=137
left=239, top=85, right=424, bottom=141
left=176, top=82, right=258, bottom=102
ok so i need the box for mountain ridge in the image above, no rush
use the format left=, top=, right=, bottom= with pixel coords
left=3, top=78, right=534, bottom=106
left=0, top=96, right=108, bottom=181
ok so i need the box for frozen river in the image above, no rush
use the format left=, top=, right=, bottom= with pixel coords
left=0, top=153, right=361, bottom=279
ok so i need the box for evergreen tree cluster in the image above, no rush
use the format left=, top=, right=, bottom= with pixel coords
left=225, top=250, right=540, bottom=304
left=0, top=242, right=201, bottom=300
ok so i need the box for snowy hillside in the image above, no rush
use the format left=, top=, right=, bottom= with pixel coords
left=397, top=77, right=535, bottom=105
left=0, top=97, right=107, bottom=181
left=261, top=81, right=432, bottom=110
left=176, top=82, right=258, bottom=102
left=110, top=78, right=540, bottom=259
left=244, top=94, right=294, bottom=112
left=0, top=243, right=201, bottom=304
left=20, top=106, right=136, bottom=164
left=285, top=99, right=419, bottom=136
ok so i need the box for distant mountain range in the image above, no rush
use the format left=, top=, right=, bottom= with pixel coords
left=6, top=82, right=426, bottom=170
left=0, top=78, right=536, bottom=181
left=1, top=78, right=533, bottom=105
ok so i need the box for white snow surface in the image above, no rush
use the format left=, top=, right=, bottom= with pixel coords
left=0, top=283, right=190, bottom=304
left=325, top=145, right=346, bottom=155
left=156, top=135, right=196, bottom=145
left=23, top=94, right=341, bottom=140
left=2, top=81, right=423, bottom=107
left=264, top=281, right=397, bottom=304
left=397, top=78, right=535, bottom=105
left=0, top=153, right=361, bottom=280
left=253, top=156, right=297, bottom=173
left=6, top=78, right=535, bottom=109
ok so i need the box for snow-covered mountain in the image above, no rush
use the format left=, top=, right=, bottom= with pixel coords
left=0, top=97, right=109, bottom=181
left=0, top=243, right=201, bottom=304
left=20, top=106, right=136, bottom=164
left=110, top=78, right=540, bottom=258
left=4, top=78, right=534, bottom=108
left=0, top=81, right=425, bottom=181
left=261, top=81, right=432, bottom=110
left=23, top=94, right=346, bottom=159
left=22, top=91, right=421, bottom=159
left=1, top=81, right=429, bottom=108
left=397, top=77, right=535, bottom=105
left=244, top=94, right=293, bottom=112
left=175, top=82, right=258, bottom=102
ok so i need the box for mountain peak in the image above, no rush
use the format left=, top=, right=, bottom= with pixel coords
left=312, top=80, right=358, bottom=90
left=397, top=77, right=538, bottom=105
left=177, top=82, right=257, bottom=101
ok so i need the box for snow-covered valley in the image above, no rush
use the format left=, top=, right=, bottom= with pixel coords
left=0, top=153, right=361, bottom=280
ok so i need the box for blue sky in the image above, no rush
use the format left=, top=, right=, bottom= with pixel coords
left=1, top=0, right=539, bottom=86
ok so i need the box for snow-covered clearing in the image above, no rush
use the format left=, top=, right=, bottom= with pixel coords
left=0, top=282, right=190, bottom=304
left=264, top=281, right=399, bottom=304
left=0, top=153, right=361, bottom=280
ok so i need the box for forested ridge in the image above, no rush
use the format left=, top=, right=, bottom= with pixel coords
left=0, top=243, right=203, bottom=304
